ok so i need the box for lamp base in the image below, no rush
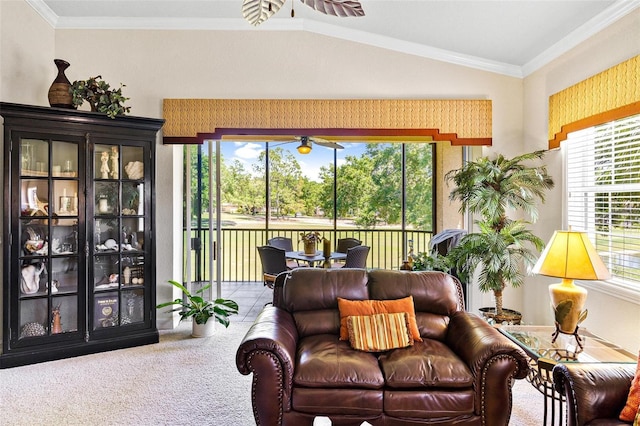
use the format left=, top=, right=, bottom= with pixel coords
left=549, top=279, right=587, bottom=334
left=551, top=322, right=584, bottom=353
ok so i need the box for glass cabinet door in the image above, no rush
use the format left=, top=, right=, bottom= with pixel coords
left=92, top=144, right=148, bottom=330
left=16, top=137, right=82, bottom=343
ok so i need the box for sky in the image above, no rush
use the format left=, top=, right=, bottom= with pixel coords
left=212, top=140, right=368, bottom=181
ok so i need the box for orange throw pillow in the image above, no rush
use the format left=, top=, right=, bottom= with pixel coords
left=347, top=312, right=413, bottom=352
left=620, top=351, right=640, bottom=422
left=337, top=296, right=422, bottom=342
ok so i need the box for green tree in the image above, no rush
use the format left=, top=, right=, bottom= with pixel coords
left=300, top=178, right=324, bottom=216
left=364, top=144, right=402, bottom=226
left=405, top=143, right=433, bottom=230
left=254, top=148, right=304, bottom=219
left=221, top=159, right=264, bottom=214
left=318, top=155, right=374, bottom=223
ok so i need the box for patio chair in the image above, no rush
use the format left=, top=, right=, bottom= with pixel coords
left=332, top=245, right=370, bottom=269
left=268, top=236, right=298, bottom=268
left=268, top=236, right=294, bottom=251
left=257, top=246, right=290, bottom=288
left=333, top=237, right=362, bottom=266
left=336, top=237, right=362, bottom=253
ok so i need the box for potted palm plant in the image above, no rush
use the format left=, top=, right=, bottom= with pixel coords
left=445, top=150, right=554, bottom=324
left=156, top=280, right=239, bottom=337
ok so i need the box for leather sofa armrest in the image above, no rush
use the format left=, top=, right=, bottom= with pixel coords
left=446, top=312, right=529, bottom=379
left=236, top=305, right=299, bottom=422
left=446, top=312, right=530, bottom=425
left=552, top=362, right=635, bottom=426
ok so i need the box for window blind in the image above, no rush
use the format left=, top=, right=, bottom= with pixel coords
left=566, top=113, right=640, bottom=286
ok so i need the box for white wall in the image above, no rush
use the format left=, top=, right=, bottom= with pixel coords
left=1, top=1, right=638, bottom=351
left=523, top=9, right=640, bottom=352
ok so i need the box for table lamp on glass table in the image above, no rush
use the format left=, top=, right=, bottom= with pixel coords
left=532, top=229, right=610, bottom=351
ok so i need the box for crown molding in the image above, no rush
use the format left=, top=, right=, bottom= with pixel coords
left=25, top=0, right=58, bottom=27
left=301, top=19, right=523, bottom=78
left=522, top=0, right=640, bottom=77
left=25, top=0, right=638, bottom=79
left=33, top=11, right=524, bottom=78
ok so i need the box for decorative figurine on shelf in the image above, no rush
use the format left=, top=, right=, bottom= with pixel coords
left=27, top=187, right=49, bottom=216
left=20, top=263, right=45, bottom=294
left=51, top=304, right=63, bottom=334
left=123, top=266, right=131, bottom=285
left=100, top=151, right=110, bottom=179
left=20, top=322, right=46, bottom=338
left=110, top=146, right=119, bottom=179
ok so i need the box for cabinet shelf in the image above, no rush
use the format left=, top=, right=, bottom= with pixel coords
left=1, top=102, right=163, bottom=369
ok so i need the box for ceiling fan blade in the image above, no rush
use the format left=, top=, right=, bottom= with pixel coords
left=310, top=138, right=344, bottom=149
left=270, top=139, right=298, bottom=147
left=242, top=0, right=286, bottom=26
left=299, top=0, right=365, bottom=17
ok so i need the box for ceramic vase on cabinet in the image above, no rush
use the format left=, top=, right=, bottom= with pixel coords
left=48, top=59, right=74, bottom=109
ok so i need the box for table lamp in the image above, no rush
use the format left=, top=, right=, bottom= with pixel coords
left=532, top=230, right=610, bottom=348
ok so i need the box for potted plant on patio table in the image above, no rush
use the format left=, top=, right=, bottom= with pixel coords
left=300, top=231, right=323, bottom=255
left=156, top=280, right=239, bottom=337
left=445, top=150, right=554, bottom=324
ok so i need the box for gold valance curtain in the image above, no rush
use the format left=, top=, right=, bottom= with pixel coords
left=162, top=99, right=492, bottom=146
left=548, top=55, right=640, bottom=149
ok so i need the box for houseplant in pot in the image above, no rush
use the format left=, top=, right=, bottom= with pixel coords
left=157, top=280, right=239, bottom=337
left=70, top=75, right=131, bottom=119
left=445, top=150, right=554, bottom=324
left=411, top=252, right=451, bottom=273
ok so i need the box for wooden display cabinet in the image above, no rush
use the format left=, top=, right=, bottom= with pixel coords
left=1, top=102, right=163, bottom=368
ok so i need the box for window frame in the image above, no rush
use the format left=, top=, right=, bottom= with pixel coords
left=562, top=113, right=640, bottom=303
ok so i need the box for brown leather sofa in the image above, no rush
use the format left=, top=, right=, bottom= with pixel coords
left=553, top=362, right=637, bottom=426
left=236, top=268, right=529, bottom=425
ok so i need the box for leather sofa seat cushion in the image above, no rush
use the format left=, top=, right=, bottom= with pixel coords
left=379, top=338, right=474, bottom=389
left=293, top=388, right=383, bottom=416
left=384, top=389, right=475, bottom=419
left=294, top=334, right=385, bottom=389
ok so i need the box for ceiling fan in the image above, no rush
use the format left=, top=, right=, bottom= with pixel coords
left=242, top=0, right=365, bottom=26
left=273, top=136, right=345, bottom=154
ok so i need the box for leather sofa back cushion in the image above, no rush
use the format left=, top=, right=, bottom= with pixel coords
left=282, top=268, right=369, bottom=337
left=368, top=270, right=461, bottom=315
left=369, top=270, right=461, bottom=341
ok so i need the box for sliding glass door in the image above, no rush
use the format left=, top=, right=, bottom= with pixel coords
left=184, top=141, right=221, bottom=297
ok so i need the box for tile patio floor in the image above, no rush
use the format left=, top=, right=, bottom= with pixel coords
left=221, top=281, right=273, bottom=323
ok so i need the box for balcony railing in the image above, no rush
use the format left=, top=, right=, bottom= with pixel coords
left=184, top=228, right=433, bottom=282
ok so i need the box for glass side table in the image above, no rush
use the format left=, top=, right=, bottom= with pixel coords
left=499, top=325, right=636, bottom=426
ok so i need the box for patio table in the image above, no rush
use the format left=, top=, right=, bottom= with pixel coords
left=286, top=250, right=347, bottom=268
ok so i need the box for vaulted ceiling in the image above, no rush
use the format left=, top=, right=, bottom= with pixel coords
left=29, top=0, right=639, bottom=77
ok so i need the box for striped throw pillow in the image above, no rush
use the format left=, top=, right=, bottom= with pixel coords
left=346, top=312, right=413, bottom=352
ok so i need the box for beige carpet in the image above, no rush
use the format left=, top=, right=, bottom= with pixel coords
left=1, top=322, right=543, bottom=425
